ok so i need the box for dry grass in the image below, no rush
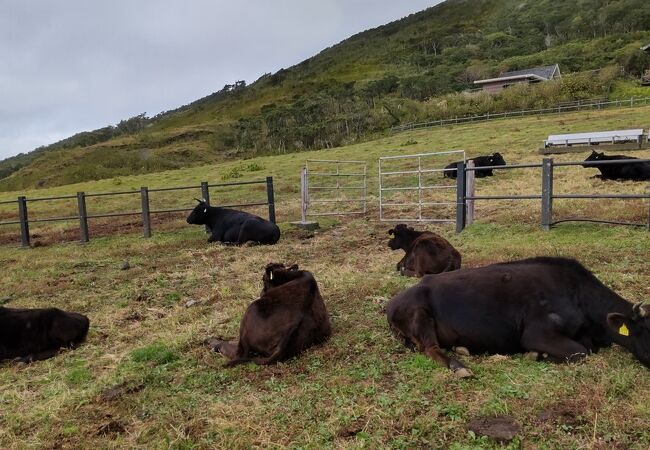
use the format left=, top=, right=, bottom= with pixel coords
left=1, top=106, right=650, bottom=448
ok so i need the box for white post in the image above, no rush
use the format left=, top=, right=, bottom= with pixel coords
left=466, top=160, right=475, bottom=225
left=301, top=167, right=308, bottom=223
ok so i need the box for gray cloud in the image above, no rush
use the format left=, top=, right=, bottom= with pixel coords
left=0, top=0, right=439, bottom=160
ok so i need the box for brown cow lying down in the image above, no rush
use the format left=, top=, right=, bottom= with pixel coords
left=388, top=224, right=461, bottom=277
left=1, top=307, right=90, bottom=363
left=205, top=263, right=331, bottom=366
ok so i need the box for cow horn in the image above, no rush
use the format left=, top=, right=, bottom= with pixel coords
left=194, top=198, right=202, bottom=203
left=632, top=302, right=647, bottom=319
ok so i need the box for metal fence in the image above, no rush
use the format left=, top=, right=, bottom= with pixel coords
left=0, top=177, right=276, bottom=247
left=392, top=96, right=650, bottom=133
left=379, top=150, right=465, bottom=222
left=300, top=160, right=367, bottom=219
left=455, top=159, right=650, bottom=232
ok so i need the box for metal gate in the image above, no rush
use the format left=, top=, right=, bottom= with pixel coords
left=300, top=160, right=367, bottom=220
left=378, top=150, right=465, bottom=222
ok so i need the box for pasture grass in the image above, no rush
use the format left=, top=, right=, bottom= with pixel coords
left=0, top=106, right=649, bottom=448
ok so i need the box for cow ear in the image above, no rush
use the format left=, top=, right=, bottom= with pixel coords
left=288, top=264, right=299, bottom=270
left=607, top=313, right=631, bottom=337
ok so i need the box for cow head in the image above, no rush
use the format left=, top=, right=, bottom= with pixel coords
left=388, top=224, right=414, bottom=251
left=490, top=152, right=506, bottom=166
left=262, top=262, right=300, bottom=294
left=50, top=310, right=90, bottom=348
left=186, top=198, right=209, bottom=225
left=607, top=302, right=650, bottom=368
left=583, top=151, right=604, bottom=167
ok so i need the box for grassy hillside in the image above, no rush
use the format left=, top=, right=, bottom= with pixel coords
left=1, top=107, right=650, bottom=448
left=2, top=0, right=650, bottom=190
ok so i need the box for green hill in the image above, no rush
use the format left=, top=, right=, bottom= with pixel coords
left=1, top=0, right=649, bottom=190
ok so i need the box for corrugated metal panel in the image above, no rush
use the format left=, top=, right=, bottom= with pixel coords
left=544, top=129, right=645, bottom=147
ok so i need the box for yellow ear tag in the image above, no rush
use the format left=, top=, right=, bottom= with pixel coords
left=619, top=324, right=630, bottom=336
left=389, top=233, right=395, bottom=238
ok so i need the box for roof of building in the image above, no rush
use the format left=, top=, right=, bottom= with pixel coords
left=474, top=64, right=560, bottom=85
left=500, top=64, right=559, bottom=79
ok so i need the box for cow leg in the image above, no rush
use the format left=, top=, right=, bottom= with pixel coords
left=15, top=348, right=61, bottom=363
left=521, top=323, right=589, bottom=364
left=407, top=309, right=473, bottom=378
left=204, top=338, right=239, bottom=359
left=396, top=254, right=406, bottom=273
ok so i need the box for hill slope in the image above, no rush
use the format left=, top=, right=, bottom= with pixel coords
left=1, top=0, right=649, bottom=190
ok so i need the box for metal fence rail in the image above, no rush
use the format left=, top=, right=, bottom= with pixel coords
left=0, top=177, right=276, bottom=247
left=392, top=96, right=650, bottom=133
left=300, top=160, right=367, bottom=219
left=379, top=150, right=465, bottom=223
left=455, top=158, right=650, bottom=232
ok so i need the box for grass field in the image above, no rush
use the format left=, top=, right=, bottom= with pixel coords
left=1, top=106, right=650, bottom=448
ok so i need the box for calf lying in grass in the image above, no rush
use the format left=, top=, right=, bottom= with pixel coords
left=206, top=263, right=331, bottom=366
left=0, top=307, right=90, bottom=363
left=388, top=224, right=461, bottom=277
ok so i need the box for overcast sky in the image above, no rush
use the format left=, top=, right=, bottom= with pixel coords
left=0, top=0, right=441, bottom=160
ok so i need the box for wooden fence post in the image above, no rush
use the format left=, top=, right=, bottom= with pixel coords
left=266, top=176, right=276, bottom=223
left=18, top=196, right=30, bottom=248
left=141, top=187, right=152, bottom=238
left=77, top=192, right=89, bottom=243
left=541, top=158, right=554, bottom=230
left=200, top=181, right=210, bottom=205
left=455, top=162, right=466, bottom=233
left=201, top=181, right=211, bottom=233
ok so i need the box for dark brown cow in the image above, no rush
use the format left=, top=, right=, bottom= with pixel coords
left=386, top=257, right=650, bottom=378
left=206, top=263, right=331, bottom=366
left=0, top=307, right=90, bottom=363
left=388, top=224, right=461, bottom=277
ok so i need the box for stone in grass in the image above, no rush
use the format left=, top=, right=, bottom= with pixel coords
left=119, top=260, right=130, bottom=270
left=290, top=221, right=320, bottom=231
left=185, top=299, right=198, bottom=308
left=467, top=415, right=521, bottom=443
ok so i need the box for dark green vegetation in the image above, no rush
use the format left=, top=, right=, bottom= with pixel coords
left=2, top=0, right=650, bottom=190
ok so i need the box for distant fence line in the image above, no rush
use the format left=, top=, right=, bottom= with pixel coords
left=0, top=177, right=276, bottom=247
left=392, top=96, right=650, bottom=133
left=454, top=158, right=650, bottom=233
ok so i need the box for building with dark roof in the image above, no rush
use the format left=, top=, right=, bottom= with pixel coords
left=473, top=64, right=561, bottom=93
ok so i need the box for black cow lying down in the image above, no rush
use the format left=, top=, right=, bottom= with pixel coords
left=443, top=153, right=506, bottom=179
left=186, top=199, right=280, bottom=245
left=388, top=224, right=461, bottom=277
left=206, top=263, right=331, bottom=366
left=386, top=257, right=650, bottom=378
left=582, top=151, right=650, bottom=181
left=0, top=307, right=90, bottom=363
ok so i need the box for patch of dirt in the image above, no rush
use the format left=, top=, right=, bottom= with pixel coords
left=337, top=417, right=366, bottom=438
left=96, top=419, right=126, bottom=436
left=2, top=212, right=189, bottom=248
left=467, top=415, right=521, bottom=442
left=535, top=402, right=586, bottom=428
left=98, top=382, right=144, bottom=403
